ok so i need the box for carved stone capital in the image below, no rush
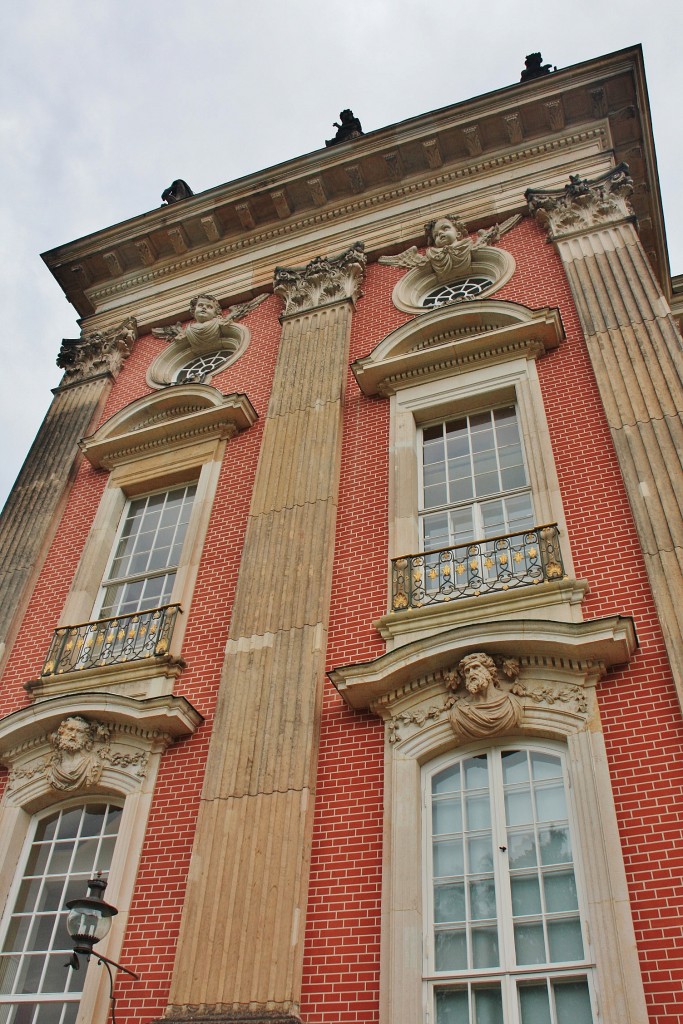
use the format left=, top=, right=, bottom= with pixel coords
left=57, top=316, right=137, bottom=383
left=274, top=242, right=366, bottom=315
left=526, top=163, right=634, bottom=240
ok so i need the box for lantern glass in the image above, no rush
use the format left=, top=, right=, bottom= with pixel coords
left=66, top=904, right=113, bottom=946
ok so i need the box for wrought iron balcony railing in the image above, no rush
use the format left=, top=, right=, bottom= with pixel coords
left=391, top=524, right=564, bottom=611
left=41, top=604, right=181, bottom=676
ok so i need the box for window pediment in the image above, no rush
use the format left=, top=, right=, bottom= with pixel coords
left=329, top=615, right=636, bottom=712
left=351, top=301, right=564, bottom=396
left=79, top=384, right=257, bottom=469
left=0, top=691, right=202, bottom=810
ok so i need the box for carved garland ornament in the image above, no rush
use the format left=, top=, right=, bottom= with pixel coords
left=526, top=162, right=635, bottom=239
left=274, top=242, right=367, bottom=315
left=57, top=317, right=138, bottom=383
left=386, top=652, right=587, bottom=743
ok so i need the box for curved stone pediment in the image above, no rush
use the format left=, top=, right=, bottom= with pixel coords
left=79, top=384, right=258, bottom=469
left=329, top=615, right=636, bottom=711
left=351, top=300, right=564, bottom=396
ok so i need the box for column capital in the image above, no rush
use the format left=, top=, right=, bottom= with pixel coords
left=274, top=242, right=366, bottom=316
left=56, top=316, right=137, bottom=385
left=526, top=163, right=635, bottom=241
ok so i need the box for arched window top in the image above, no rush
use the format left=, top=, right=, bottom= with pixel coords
left=425, top=742, right=595, bottom=1024
left=0, top=800, right=123, bottom=1024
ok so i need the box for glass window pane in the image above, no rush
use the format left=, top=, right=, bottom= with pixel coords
left=433, top=765, right=461, bottom=795
left=464, top=756, right=488, bottom=791
left=508, top=831, right=537, bottom=869
left=554, top=980, right=593, bottom=1024
left=531, top=753, right=563, bottom=781
left=539, top=827, right=572, bottom=865
left=502, top=750, right=529, bottom=785
left=423, top=512, right=450, bottom=550
left=535, top=785, right=567, bottom=823
left=424, top=484, right=449, bottom=510
left=433, top=798, right=463, bottom=836
left=434, top=883, right=466, bottom=923
left=511, top=875, right=541, bottom=916
left=469, top=879, right=496, bottom=920
left=467, top=836, right=493, bottom=874
left=514, top=922, right=547, bottom=964
left=544, top=871, right=578, bottom=913
left=435, top=987, right=468, bottom=1024
left=435, top=930, right=467, bottom=972
left=473, top=986, right=504, bottom=1024
left=505, top=788, right=533, bottom=826
left=449, top=506, right=475, bottom=544
left=471, top=927, right=499, bottom=968
left=519, top=984, right=552, bottom=1024
left=547, top=919, right=584, bottom=962
left=465, top=795, right=490, bottom=831
left=434, top=840, right=464, bottom=878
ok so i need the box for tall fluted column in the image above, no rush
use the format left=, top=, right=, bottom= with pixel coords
left=527, top=166, right=683, bottom=705
left=0, top=318, right=137, bottom=673
left=164, top=245, right=366, bottom=1023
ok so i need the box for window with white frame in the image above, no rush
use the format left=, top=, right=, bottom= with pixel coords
left=96, top=484, right=197, bottom=619
left=420, top=406, right=534, bottom=553
left=426, top=746, right=594, bottom=1024
left=0, top=802, right=122, bottom=1024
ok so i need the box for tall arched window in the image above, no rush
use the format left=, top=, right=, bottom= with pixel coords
left=426, top=746, right=594, bottom=1024
left=0, top=802, right=122, bottom=1024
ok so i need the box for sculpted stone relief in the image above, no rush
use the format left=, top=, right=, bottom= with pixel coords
left=526, top=163, right=634, bottom=239
left=152, top=293, right=267, bottom=354
left=386, top=652, right=588, bottom=743
left=445, top=652, right=523, bottom=740
left=57, top=317, right=138, bottom=383
left=379, top=214, right=520, bottom=283
left=6, top=714, right=150, bottom=796
left=274, top=242, right=367, bottom=315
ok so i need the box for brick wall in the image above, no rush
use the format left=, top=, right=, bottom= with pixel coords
left=1, top=222, right=682, bottom=1022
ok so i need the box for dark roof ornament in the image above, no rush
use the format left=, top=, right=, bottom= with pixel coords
left=325, top=110, right=364, bottom=148
left=161, top=179, right=194, bottom=205
left=520, top=52, right=555, bottom=82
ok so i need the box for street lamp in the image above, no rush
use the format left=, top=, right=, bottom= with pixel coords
left=65, top=875, right=138, bottom=1023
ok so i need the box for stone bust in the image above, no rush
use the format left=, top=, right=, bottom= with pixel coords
left=47, top=716, right=110, bottom=791
left=447, top=652, right=522, bottom=740
left=423, top=215, right=475, bottom=281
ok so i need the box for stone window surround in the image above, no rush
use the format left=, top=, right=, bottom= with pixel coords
left=31, top=385, right=256, bottom=701
left=391, top=246, right=516, bottom=315
left=329, top=615, right=648, bottom=1024
left=0, top=691, right=202, bottom=1024
left=374, top=310, right=584, bottom=647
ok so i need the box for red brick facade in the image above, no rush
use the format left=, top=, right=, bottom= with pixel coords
left=1, top=218, right=681, bottom=1023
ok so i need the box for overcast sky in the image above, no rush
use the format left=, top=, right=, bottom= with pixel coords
left=0, top=0, right=680, bottom=509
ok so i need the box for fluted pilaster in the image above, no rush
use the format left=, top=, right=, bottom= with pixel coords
left=164, top=247, right=366, bottom=1023
left=528, top=166, right=683, bottom=705
left=0, top=319, right=137, bottom=672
